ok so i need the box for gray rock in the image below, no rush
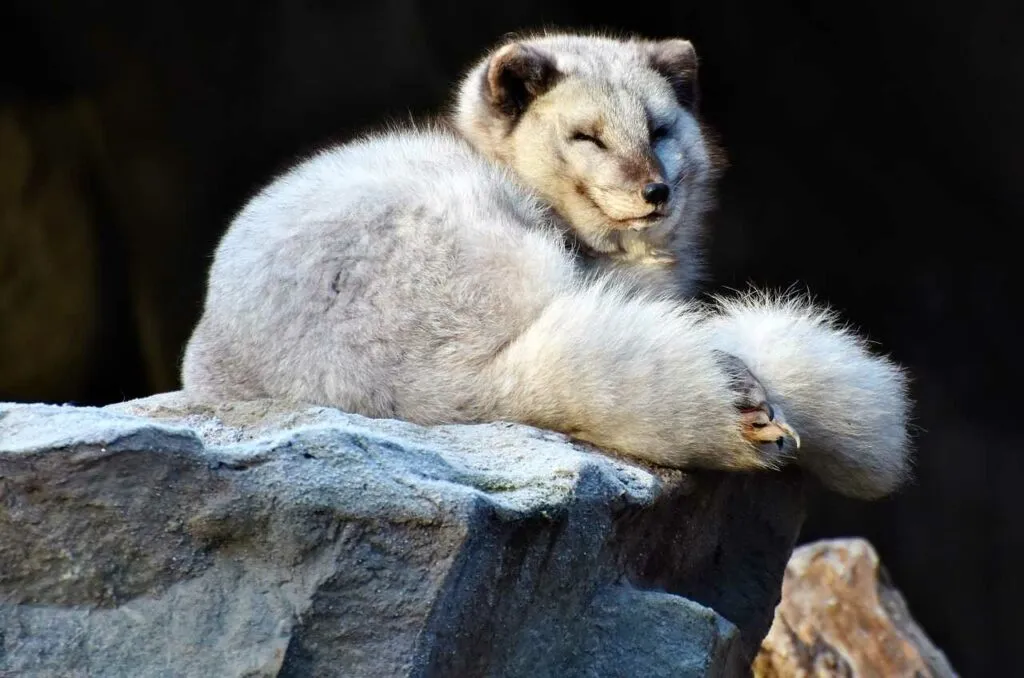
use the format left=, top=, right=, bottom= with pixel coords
left=0, top=392, right=805, bottom=677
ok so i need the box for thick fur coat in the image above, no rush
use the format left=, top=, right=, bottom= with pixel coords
left=182, top=34, right=910, bottom=499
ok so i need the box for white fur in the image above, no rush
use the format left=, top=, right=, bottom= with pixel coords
left=452, top=34, right=719, bottom=295
left=182, top=34, right=913, bottom=499
left=183, top=128, right=764, bottom=472
left=707, top=292, right=911, bottom=498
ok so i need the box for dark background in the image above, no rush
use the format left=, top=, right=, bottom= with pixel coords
left=2, top=1, right=1020, bottom=674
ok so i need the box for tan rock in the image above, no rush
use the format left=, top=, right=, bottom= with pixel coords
left=754, top=538, right=957, bottom=678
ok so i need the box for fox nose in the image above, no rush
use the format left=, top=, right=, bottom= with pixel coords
left=642, top=182, right=670, bottom=205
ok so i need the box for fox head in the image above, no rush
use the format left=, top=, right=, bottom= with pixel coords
left=454, top=33, right=723, bottom=261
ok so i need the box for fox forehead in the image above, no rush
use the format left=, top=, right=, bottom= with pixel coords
left=517, top=38, right=685, bottom=122
left=515, top=34, right=657, bottom=74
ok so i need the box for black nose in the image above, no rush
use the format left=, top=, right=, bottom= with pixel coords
left=642, top=182, right=670, bottom=205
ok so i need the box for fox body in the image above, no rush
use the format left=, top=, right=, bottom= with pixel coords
left=182, top=34, right=910, bottom=499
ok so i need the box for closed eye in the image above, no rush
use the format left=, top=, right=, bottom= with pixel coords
left=651, top=125, right=671, bottom=142
left=571, top=131, right=606, bottom=149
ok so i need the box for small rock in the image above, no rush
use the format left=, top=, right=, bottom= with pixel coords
left=753, top=538, right=958, bottom=678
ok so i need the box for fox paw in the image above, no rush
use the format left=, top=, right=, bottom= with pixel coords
left=713, top=350, right=801, bottom=457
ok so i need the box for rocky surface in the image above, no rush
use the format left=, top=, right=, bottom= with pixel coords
left=0, top=392, right=805, bottom=677
left=753, top=538, right=957, bottom=677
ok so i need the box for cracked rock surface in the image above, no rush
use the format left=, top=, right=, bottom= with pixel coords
left=1, top=392, right=805, bottom=677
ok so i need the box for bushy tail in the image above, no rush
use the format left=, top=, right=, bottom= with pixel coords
left=706, top=291, right=912, bottom=499
left=479, top=280, right=769, bottom=473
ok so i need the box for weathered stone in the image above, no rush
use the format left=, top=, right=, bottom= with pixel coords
left=0, top=392, right=805, bottom=677
left=753, top=538, right=958, bottom=678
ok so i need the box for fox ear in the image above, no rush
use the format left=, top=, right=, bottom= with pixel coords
left=646, top=39, right=699, bottom=109
left=485, top=43, right=558, bottom=118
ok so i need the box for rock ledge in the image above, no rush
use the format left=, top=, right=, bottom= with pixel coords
left=0, top=392, right=805, bottom=677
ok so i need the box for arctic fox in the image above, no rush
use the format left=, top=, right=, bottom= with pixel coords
left=182, top=34, right=910, bottom=499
